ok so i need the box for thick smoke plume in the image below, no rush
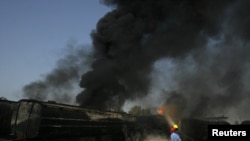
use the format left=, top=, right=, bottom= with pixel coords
left=77, top=0, right=222, bottom=109
left=117, top=0, right=250, bottom=122
left=77, top=0, right=249, bottom=115
left=23, top=43, right=93, bottom=104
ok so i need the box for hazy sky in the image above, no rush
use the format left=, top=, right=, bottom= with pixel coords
left=0, top=0, right=111, bottom=101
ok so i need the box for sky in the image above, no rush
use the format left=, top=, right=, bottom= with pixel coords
left=0, top=0, right=111, bottom=101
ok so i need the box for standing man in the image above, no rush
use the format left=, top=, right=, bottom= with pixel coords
left=170, top=124, right=181, bottom=141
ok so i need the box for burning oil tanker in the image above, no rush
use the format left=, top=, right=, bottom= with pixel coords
left=0, top=99, right=170, bottom=141
left=0, top=99, right=135, bottom=141
left=1, top=98, right=245, bottom=141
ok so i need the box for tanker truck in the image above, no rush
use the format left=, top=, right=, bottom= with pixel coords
left=0, top=99, right=170, bottom=141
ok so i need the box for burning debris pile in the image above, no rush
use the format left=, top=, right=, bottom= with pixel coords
left=23, top=0, right=250, bottom=122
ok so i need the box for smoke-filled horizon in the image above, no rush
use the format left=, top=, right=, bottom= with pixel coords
left=22, top=43, right=94, bottom=104
left=24, top=0, right=250, bottom=121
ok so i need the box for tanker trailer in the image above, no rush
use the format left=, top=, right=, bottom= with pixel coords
left=9, top=99, right=136, bottom=141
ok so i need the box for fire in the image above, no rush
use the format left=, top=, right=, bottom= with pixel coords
left=157, top=107, right=164, bottom=115
left=157, top=105, right=177, bottom=127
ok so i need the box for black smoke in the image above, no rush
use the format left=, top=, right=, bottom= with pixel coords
left=76, top=0, right=240, bottom=110
left=23, top=43, right=93, bottom=104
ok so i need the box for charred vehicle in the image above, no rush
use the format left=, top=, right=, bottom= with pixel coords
left=2, top=99, right=233, bottom=141
left=0, top=99, right=138, bottom=141
left=0, top=99, right=170, bottom=141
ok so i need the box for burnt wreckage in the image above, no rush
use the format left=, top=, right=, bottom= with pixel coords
left=0, top=99, right=246, bottom=141
left=0, top=99, right=169, bottom=141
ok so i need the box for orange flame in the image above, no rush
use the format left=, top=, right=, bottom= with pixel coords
left=157, top=107, right=164, bottom=115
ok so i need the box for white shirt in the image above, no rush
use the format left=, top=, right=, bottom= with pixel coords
left=170, top=132, right=181, bottom=141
